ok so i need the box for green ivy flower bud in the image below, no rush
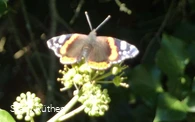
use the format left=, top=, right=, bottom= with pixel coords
left=63, top=81, right=73, bottom=88
left=16, top=96, right=21, bottom=102
left=24, top=115, right=31, bottom=121
left=16, top=114, right=23, bottom=120
left=20, top=93, right=26, bottom=98
left=73, top=74, right=83, bottom=85
left=113, top=76, right=121, bottom=86
left=112, top=66, right=119, bottom=75
left=79, top=63, right=92, bottom=73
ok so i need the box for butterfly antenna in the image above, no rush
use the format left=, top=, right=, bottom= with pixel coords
left=85, top=11, right=93, bottom=31
left=95, top=15, right=111, bottom=31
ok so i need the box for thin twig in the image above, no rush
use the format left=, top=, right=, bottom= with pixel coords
left=69, top=0, right=85, bottom=25
left=21, top=0, right=48, bottom=80
left=40, top=0, right=58, bottom=121
left=48, top=0, right=57, bottom=81
left=141, top=0, right=176, bottom=63
left=49, top=0, right=57, bottom=36
left=115, top=0, right=132, bottom=15
left=57, top=15, right=74, bottom=32
left=8, top=15, right=40, bottom=83
left=28, top=13, right=49, bottom=37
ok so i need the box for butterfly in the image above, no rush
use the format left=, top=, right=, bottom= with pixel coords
left=47, top=12, right=139, bottom=70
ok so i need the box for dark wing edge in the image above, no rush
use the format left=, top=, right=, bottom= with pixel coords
left=112, top=37, right=139, bottom=63
left=47, top=34, right=73, bottom=57
left=96, top=36, right=139, bottom=64
left=47, top=33, right=89, bottom=65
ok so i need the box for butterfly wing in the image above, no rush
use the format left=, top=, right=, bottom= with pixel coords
left=88, top=36, right=139, bottom=68
left=47, top=34, right=139, bottom=69
left=47, top=34, right=89, bottom=64
left=104, top=36, right=139, bottom=64
left=86, top=37, right=112, bottom=70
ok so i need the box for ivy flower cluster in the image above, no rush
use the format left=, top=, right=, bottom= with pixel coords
left=12, top=92, right=43, bottom=121
left=57, top=62, right=128, bottom=116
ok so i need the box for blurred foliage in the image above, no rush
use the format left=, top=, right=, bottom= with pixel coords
left=0, top=0, right=7, bottom=16
left=0, top=0, right=195, bottom=122
left=0, top=109, right=15, bottom=122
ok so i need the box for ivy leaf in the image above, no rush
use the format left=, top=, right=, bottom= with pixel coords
left=183, top=93, right=195, bottom=112
left=129, top=65, right=163, bottom=106
left=187, top=42, right=195, bottom=66
left=156, top=34, right=189, bottom=77
left=173, top=21, right=195, bottom=41
left=154, top=93, right=188, bottom=122
left=0, top=109, right=15, bottom=122
left=0, top=0, right=7, bottom=16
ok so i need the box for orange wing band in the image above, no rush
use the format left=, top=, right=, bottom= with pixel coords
left=107, top=37, right=118, bottom=61
left=88, top=61, right=111, bottom=69
left=60, top=56, right=77, bottom=64
left=59, top=34, right=79, bottom=55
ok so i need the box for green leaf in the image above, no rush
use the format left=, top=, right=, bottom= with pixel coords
left=166, top=75, right=191, bottom=98
left=187, top=42, right=195, bottom=66
left=183, top=93, right=195, bottom=112
left=192, top=77, right=195, bottom=92
left=156, top=34, right=189, bottom=77
left=0, top=109, right=15, bottom=122
left=0, top=0, right=7, bottom=15
left=129, top=65, right=163, bottom=106
left=154, top=93, right=187, bottom=122
left=173, top=21, right=195, bottom=41
left=132, top=104, right=154, bottom=122
left=189, top=0, right=195, bottom=13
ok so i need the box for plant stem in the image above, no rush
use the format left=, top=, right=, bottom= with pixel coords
left=47, top=95, right=79, bottom=122
left=94, top=72, right=112, bottom=81
left=58, top=105, right=85, bottom=121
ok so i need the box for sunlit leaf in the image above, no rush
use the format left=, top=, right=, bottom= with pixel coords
left=183, top=93, right=195, bottom=112
left=166, top=75, right=191, bottom=98
left=0, top=109, right=15, bottom=122
left=154, top=93, right=187, bottom=122
left=156, top=34, right=189, bottom=77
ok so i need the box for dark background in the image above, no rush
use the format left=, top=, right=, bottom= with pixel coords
left=0, top=0, right=195, bottom=122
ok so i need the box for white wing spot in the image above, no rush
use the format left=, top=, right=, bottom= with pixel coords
left=52, top=37, right=57, bottom=42
left=120, top=41, right=127, bottom=50
left=122, top=51, right=127, bottom=55
left=47, top=41, right=51, bottom=48
left=130, top=45, right=139, bottom=57
left=58, top=35, right=66, bottom=44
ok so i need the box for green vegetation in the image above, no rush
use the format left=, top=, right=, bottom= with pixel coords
left=0, top=0, right=195, bottom=122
